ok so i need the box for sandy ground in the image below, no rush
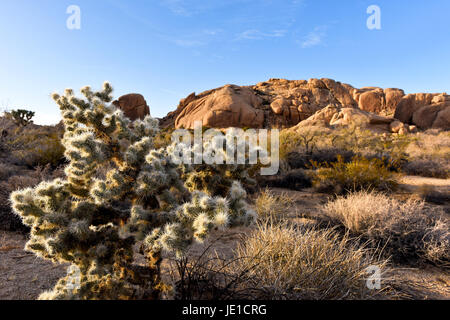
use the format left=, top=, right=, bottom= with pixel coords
left=0, top=232, right=67, bottom=300
left=0, top=184, right=449, bottom=300
left=398, top=175, right=450, bottom=193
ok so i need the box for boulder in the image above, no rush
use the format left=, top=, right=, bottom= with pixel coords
left=112, top=93, right=150, bottom=121
left=293, top=105, right=406, bottom=134
left=270, top=98, right=287, bottom=115
left=394, top=93, right=437, bottom=124
left=384, top=88, right=405, bottom=113
left=432, top=106, right=450, bottom=129
left=294, top=105, right=340, bottom=128
left=174, top=85, right=264, bottom=129
left=358, top=88, right=385, bottom=113
left=321, top=78, right=357, bottom=107
left=390, top=120, right=408, bottom=133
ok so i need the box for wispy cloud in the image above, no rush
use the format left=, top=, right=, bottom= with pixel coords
left=161, top=0, right=193, bottom=16
left=235, top=29, right=287, bottom=41
left=169, top=29, right=222, bottom=47
left=300, top=26, right=327, bottom=48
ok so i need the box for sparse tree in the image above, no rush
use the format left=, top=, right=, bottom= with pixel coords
left=11, top=109, right=35, bottom=127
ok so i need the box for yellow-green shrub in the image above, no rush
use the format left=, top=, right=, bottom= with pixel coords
left=310, top=155, right=398, bottom=194
left=12, top=132, right=65, bottom=167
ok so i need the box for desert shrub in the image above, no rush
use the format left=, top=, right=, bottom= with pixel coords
left=286, top=148, right=355, bottom=169
left=403, top=159, right=449, bottom=179
left=7, top=126, right=65, bottom=168
left=233, top=222, right=389, bottom=299
left=0, top=162, right=13, bottom=181
left=254, top=188, right=294, bottom=223
left=10, top=82, right=255, bottom=300
left=0, top=172, right=39, bottom=232
left=331, top=126, right=411, bottom=165
left=323, top=191, right=450, bottom=265
left=166, top=234, right=263, bottom=300
left=402, top=130, right=450, bottom=178
left=413, top=185, right=450, bottom=205
left=310, top=156, right=398, bottom=194
left=12, top=132, right=65, bottom=168
left=279, top=128, right=323, bottom=160
left=280, top=126, right=410, bottom=171
left=257, top=169, right=312, bottom=191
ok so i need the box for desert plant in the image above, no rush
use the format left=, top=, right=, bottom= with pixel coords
left=402, top=130, right=450, bottom=178
left=233, top=222, right=389, bottom=299
left=11, top=109, right=35, bottom=127
left=178, top=127, right=260, bottom=197
left=323, top=191, right=450, bottom=265
left=10, top=82, right=255, bottom=300
left=258, top=168, right=312, bottom=191
left=11, top=131, right=65, bottom=168
left=254, top=188, right=294, bottom=223
left=279, top=127, right=324, bottom=162
left=331, top=126, right=411, bottom=165
left=310, top=155, right=398, bottom=194
left=166, top=233, right=264, bottom=300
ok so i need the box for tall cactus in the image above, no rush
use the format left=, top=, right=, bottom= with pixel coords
left=10, top=82, right=255, bottom=300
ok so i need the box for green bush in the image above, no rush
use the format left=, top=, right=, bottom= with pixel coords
left=310, top=155, right=398, bottom=194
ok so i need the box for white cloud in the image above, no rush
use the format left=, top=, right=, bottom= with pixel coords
left=161, top=0, right=193, bottom=16
left=236, top=29, right=287, bottom=41
left=301, top=26, right=327, bottom=48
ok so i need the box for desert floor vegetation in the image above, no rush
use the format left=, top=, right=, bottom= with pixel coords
left=1, top=96, right=449, bottom=300
left=322, top=191, right=450, bottom=266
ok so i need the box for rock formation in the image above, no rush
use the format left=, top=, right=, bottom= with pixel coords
left=174, top=85, right=264, bottom=129
left=158, top=78, right=449, bottom=131
left=291, top=105, right=413, bottom=134
left=112, top=93, right=150, bottom=121
left=395, top=93, right=450, bottom=130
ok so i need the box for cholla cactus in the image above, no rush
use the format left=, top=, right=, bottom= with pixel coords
left=10, top=82, right=255, bottom=300
left=176, top=127, right=262, bottom=197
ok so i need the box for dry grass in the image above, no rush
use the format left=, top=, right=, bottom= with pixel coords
left=233, top=222, right=390, bottom=299
left=254, top=188, right=295, bottom=222
left=0, top=117, right=65, bottom=169
left=167, top=222, right=391, bottom=300
left=403, top=130, right=450, bottom=178
left=323, top=191, right=450, bottom=265
left=0, top=162, right=13, bottom=181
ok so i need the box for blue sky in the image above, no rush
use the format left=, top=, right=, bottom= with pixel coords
left=1, top=0, right=449, bottom=124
